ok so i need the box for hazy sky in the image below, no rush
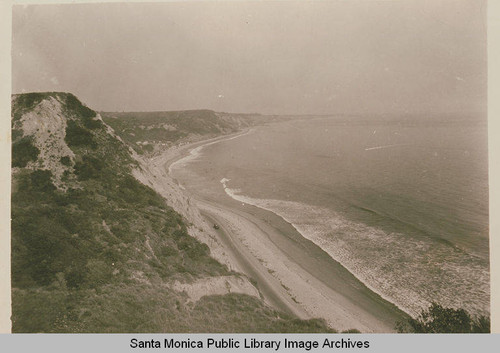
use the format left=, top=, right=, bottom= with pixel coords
left=12, top=1, right=486, bottom=115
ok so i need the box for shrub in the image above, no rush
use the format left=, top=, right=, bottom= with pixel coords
left=11, top=129, right=23, bottom=140
left=12, top=137, right=40, bottom=167
left=186, top=242, right=210, bottom=259
left=82, top=117, right=103, bottom=130
left=396, top=303, right=490, bottom=333
left=13, top=93, right=45, bottom=119
left=64, top=265, right=87, bottom=289
left=60, top=156, right=72, bottom=166
left=65, top=120, right=96, bottom=149
left=30, top=170, right=56, bottom=192
left=74, top=156, right=104, bottom=180
left=65, top=94, right=96, bottom=119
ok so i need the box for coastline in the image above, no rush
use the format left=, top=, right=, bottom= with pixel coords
left=166, top=128, right=255, bottom=176
left=139, top=129, right=410, bottom=332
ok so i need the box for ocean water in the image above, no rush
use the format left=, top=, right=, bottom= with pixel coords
left=170, top=117, right=489, bottom=317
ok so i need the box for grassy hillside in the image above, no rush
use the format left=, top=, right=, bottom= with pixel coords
left=102, top=110, right=250, bottom=155
left=101, top=110, right=285, bottom=155
left=11, top=92, right=332, bottom=333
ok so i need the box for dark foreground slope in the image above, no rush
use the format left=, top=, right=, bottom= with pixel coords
left=11, top=92, right=331, bottom=333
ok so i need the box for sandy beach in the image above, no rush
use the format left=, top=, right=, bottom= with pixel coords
left=137, top=130, right=409, bottom=333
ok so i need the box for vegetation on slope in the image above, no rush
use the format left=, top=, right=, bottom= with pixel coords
left=11, top=92, right=331, bottom=333
left=101, top=110, right=270, bottom=155
left=396, top=303, right=490, bottom=333
left=12, top=288, right=332, bottom=333
left=12, top=136, right=39, bottom=168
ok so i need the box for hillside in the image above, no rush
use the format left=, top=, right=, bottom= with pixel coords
left=10, top=92, right=331, bottom=333
left=101, top=110, right=269, bottom=155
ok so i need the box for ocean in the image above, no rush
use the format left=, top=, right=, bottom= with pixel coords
left=170, top=116, right=489, bottom=317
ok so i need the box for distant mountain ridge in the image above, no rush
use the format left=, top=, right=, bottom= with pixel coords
left=10, top=92, right=331, bottom=333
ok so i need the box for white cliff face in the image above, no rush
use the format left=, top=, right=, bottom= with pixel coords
left=13, top=96, right=75, bottom=188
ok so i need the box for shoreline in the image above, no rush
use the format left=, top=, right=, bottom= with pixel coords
left=167, top=128, right=255, bottom=175
left=196, top=197, right=408, bottom=332
left=145, top=129, right=410, bottom=332
left=220, top=189, right=420, bottom=318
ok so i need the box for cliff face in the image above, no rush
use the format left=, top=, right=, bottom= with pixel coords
left=10, top=92, right=331, bottom=333
left=12, top=93, right=136, bottom=189
left=12, top=94, right=74, bottom=187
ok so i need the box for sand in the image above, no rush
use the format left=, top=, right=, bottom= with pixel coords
left=138, top=130, right=409, bottom=333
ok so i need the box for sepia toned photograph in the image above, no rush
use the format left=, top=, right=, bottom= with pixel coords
left=9, top=0, right=489, bottom=333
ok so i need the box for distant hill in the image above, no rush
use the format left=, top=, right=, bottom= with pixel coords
left=101, top=110, right=269, bottom=155
left=11, top=92, right=331, bottom=333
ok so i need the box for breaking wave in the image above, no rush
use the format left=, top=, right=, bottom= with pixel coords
left=220, top=178, right=490, bottom=318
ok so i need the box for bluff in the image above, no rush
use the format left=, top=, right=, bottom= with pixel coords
left=100, top=110, right=268, bottom=155
left=11, top=92, right=330, bottom=333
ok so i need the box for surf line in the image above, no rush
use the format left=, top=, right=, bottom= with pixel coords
left=168, top=128, right=255, bottom=174
left=365, top=143, right=412, bottom=151
left=218, top=176, right=415, bottom=318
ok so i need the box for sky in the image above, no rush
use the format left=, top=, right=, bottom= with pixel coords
left=11, top=0, right=487, bottom=116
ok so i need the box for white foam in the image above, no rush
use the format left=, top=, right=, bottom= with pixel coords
left=219, top=179, right=490, bottom=318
